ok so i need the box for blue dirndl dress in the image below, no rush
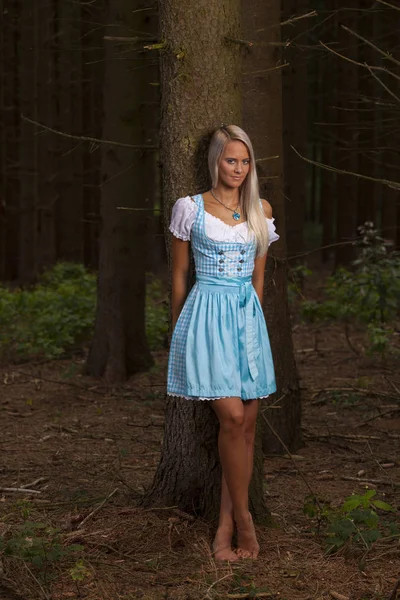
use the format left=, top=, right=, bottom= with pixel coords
left=167, top=194, right=277, bottom=401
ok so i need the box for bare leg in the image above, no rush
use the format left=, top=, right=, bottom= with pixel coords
left=236, top=400, right=260, bottom=558
left=211, top=398, right=260, bottom=560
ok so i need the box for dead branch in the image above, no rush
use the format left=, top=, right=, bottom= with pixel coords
left=21, top=114, right=158, bottom=150
left=77, top=488, right=119, bottom=529
left=290, top=145, right=400, bottom=190
left=341, top=476, right=400, bottom=488
left=388, top=578, right=400, bottom=600
left=13, top=369, right=106, bottom=396
left=0, top=487, right=41, bottom=494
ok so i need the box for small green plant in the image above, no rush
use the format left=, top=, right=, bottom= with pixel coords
left=69, top=559, right=90, bottom=582
left=304, top=489, right=396, bottom=554
left=146, top=275, right=168, bottom=350
left=0, top=520, right=83, bottom=585
left=301, top=223, right=400, bottom=356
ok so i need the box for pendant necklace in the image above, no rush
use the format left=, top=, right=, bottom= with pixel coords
left=210, top=189, right=241, bottom=221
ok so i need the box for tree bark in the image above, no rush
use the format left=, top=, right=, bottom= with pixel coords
left=282, top=0, right=308, bottom=259
left=85, top=0, right=157, bottom=381
left=18, top=1, right=38, bottom=283
left=55, top=0, right=84, bottom=263
left=334, top=4, right=359, bottom=267
left=0, top=0, right=20, bottom=281
left=242, top=0, right=302, bottom=454
left=142, top=0, right=270, bottom=522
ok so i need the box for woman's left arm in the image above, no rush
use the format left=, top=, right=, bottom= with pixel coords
left=252, top=199, right=273, bottom=304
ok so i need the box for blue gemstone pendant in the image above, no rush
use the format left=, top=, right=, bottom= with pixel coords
left=233, top=212, right=241, bottom=221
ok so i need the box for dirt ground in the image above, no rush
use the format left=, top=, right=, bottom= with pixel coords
left=0, top=322, right=399, bottom=600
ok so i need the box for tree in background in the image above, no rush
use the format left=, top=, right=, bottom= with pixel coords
left=86, top=0, right=158, bottom=381
left=242, top=0, right=302, bottom=454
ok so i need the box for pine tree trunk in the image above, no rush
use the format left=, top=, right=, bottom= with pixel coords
left=81, top=0, right=105, bottom=271
left=142, top=0, right=269, bottom=522
left=85, top=0, right=157, bottom=381
left=335, top=5, right=359, bottom=267
left=19, top=1, right=39, bottom=283
left=242, top=0, right=302, bottom=454
left=36, top=0, right=57, bottom=271
left=0, top=0, right=20, bottom=281
left=55, top=0, right=84, bottom=263
left=282, top=0, right=308, bottom=258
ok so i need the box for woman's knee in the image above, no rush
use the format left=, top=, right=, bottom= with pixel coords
left=219, top=410, right=245, bottom=434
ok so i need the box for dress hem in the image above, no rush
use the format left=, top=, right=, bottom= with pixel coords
left=167, top=392, right=271, bottom=402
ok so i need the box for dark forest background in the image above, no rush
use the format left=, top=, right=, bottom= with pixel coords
left=0, top=2, right=399, bottom=598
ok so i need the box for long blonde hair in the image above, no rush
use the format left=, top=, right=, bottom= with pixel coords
left=208, top=125, right=269, bottom=256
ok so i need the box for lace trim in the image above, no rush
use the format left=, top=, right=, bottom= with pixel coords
left=168, top=392, right=270, bottom=402
left=169, top=225, right=190, bottom=241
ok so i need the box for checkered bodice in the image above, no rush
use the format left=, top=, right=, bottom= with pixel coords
left=191, top=194, right=257, bottom=278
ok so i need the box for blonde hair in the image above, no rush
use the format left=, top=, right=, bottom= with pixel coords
left=208, top=125, right=269, bottom=256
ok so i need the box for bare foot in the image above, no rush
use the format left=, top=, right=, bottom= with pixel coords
left=236, top=513, right=259, bottom=559
left=212, top=527, right=238, bottom=562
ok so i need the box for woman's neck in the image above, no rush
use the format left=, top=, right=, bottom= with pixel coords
left=211, top=184, right=240, bottom=207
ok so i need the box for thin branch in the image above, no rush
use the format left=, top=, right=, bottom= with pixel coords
left=319, top=41, right=400, bottom=85
left=281, top=10, right=318, bottom=28
left=376, top=0, right=400, bottom=10
left=21, top=115, right=158, bottom=150
left=77, top=488, right=119, bottom=529
left=290, top=145, right=400, bottom=190
left=340, top=24, right=400, bottom=70
left=243, top=62, right=289, bottom=76
left=365, top=64, right=400, bottom=106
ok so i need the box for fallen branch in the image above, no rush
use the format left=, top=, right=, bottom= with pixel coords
left=388, top=578, right=400, bottom=600
left=330, top=592, right=349, bottom=600
left=20, top=477, right=48, bottom=489
left=14, top=369, right=105, bottom=396
left=341, top=476, right=400, bottom=488
left=354, top=407, right=400, bottom=428
left=0, top=487, right=41, bottom=494
left=77, top=488, right=118, bottom=529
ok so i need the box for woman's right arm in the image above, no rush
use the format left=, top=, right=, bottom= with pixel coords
left=171, top=236, right=190, bottom=331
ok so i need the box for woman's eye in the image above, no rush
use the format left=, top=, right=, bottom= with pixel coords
left=227, top=159, right=235, bottom=164
left=243, top=160, right=250, bottom=165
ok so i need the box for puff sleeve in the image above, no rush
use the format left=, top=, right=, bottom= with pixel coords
left=267, top=217, right=279, bottom=247
left=169, top=196, right=198, bottom=241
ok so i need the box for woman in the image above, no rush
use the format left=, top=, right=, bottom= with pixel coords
left=167, top=125, right=279, bottom=561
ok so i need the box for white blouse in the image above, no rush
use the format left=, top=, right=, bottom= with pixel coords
left=169, top=195, right=280, bottom=245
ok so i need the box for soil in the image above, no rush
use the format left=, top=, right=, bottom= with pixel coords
left=0, top=322, right=399, bottom=600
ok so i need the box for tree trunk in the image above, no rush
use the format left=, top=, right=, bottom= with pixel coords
left=242, top=0, right=302, bottom=454
left=0, top=0, right=20, bottom=281
left=81, top=0, right=105, bottom=271
left=142, top=0, right=270, bottom=522
left=36, top=0, right=57, bottom=272
left=334, top=4, right=359, bottom=267
left=85, top=0, right=157, bottom=381
left=18, top=1, right=38, bottom=283
left=282, top=0, right=308, bottom=259
left=55, top=0, right=84, bottom=263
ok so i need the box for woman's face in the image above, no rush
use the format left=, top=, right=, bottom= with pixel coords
left=218, top=140, right=250, bottom=188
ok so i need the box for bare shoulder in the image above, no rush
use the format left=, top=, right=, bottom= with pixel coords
left=260, top=199, right=273, bottom=219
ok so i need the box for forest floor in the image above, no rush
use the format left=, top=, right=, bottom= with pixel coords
left=0, top=321, right=399, bottom=600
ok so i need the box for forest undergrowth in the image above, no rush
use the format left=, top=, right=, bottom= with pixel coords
left=0, top=251, right=399, bottom=599
left=0, top=325, right=399, bottom=600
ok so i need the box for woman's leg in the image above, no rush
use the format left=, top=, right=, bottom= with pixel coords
left=211, top=397, right=259, bottom=559
left=211, top=396, right=246, bottom=560
left=236, top=399, right=260, bottom=558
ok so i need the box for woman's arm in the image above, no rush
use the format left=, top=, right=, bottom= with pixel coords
left=252, top=199, right=273, bottom=303
left=171, top=236, right=190, bottom=330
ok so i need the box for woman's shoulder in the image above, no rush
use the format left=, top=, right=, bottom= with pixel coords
left=260, top=198, right=273, bottom=219
left=169, top=195, right=198, bottom=241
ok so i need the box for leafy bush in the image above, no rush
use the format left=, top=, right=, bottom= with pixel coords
left=303, top=489, right=397, bottom=554
left=300, top=223, right=400, bottom=356
left=0, top=520, right=82, bottom=585
left=0, top=262, right=169, bottom=362
left=0, top=263, right=97, bottom=361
